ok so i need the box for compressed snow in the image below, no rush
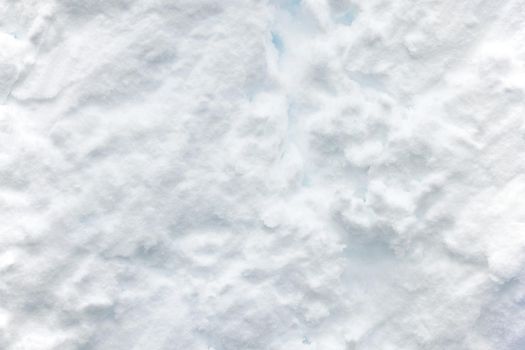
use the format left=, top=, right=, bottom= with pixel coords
left=1, top=0, right=525, bottom=349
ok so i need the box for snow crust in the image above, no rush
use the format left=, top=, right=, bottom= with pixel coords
left=1, top=0, right=525, bottom=349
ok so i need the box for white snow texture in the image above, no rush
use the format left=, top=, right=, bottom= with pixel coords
left=1, top=0, right=525, bottom=349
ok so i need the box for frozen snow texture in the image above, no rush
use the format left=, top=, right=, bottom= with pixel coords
left=1, top=0, right=525, bottom=349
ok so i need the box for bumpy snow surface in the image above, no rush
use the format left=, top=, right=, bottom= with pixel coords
left=1, top=0, right=525, bottom=349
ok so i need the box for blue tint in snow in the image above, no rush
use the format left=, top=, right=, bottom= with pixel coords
left=280, top=0, right=301, bottom=14
left=335, top=5, right=359, bottom=26
left=339, top=11, right=355, bottom=25
left=271, top=32, right=284, bottom=54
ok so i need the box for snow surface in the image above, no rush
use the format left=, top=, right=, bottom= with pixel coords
left=1, top=0, right=525, bottom=349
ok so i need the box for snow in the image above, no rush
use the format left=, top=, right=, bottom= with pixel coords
left=1, top=0, right=525, bottom=349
